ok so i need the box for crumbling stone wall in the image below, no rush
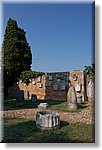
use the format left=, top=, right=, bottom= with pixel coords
left=8, top=70, right=85, bottom=101
left=18, top=75, right=46, bottom=99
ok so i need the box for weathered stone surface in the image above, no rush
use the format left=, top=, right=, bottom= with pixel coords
left=45, top=81, right=52, bottom=87
left=67, top=84, right=77, bottom=109
left=8, top=70, right=84, bottom=101
left=53, top=83, right=58, bottom=91
left=45, top=87, right=67, bottom=100
left=87, top=80, right=94, bottom=99
left=36, top=110, right=60, bottom=129
left=38, top=103, right=48, bottom=109
left=69, top=70, right=85, bottom=101
left=15, top=90, right=24, bottom=100
left=76, top=93, right=82, bottom=105
left=15, top=90, right=24, bottom=105
left=75, top=83, right=81, bottom=92
left=60, top=83, right=66, bottom=91
left=31, top=94, right=37, bottom=102
left=24, top=90, right=29, bottom=99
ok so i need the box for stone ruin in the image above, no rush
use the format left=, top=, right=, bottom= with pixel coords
left=38, top=103, right=48, bottom=109
left=31, top=94, right=37, bottom=102
left=87, top=79, right=95, bottom=102
left=67, top=83, right=78, bottom=110
left=36, top=110, right=60, bottom=129
left=15, top=90, right=24, bottom=105
left=8, top=70, right=94, bottom=103
left=24, top=90, right=29, bottom=99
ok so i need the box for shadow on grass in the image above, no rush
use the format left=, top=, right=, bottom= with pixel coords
left=2, top=118, right=95, bottom=143
left=4, top=99, right=65, bottom=111
left=4, top=99, right=89, bottom=114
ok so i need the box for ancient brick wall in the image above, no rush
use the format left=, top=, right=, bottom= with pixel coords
left=18, top=75, right=46, bottom=99
left=45, top=87, right=67, bottom=100
left=8, top=70, right=85, bottom=101
left=45, top=72, right=68, bottom=100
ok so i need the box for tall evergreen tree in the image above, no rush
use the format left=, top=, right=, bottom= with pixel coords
left=2, top=18, right=32, bottom=96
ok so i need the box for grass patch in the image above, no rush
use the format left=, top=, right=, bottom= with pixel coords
left=4, top=99, right=88, bottom=113
left=47, top=101, right=81, bottom=112
left=3, top=100, right=94, bottom=143
left=2, top=117, right=95, bottom=143
left=46, top=100, right=89, bottom=113
left=4, top=99, right=65, bottom=111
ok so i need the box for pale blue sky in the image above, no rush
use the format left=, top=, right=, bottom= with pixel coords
left=3, top=2, right=94, bottom=72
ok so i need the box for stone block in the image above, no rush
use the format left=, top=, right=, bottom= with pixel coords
left=38, top=103, right=48, bottom=109
left=31, top=94, right=37, bottom=102
left=15, top=90, right=24, bottom=105
left=53, top=83, right=58, bottom=91
left=36, top=110, right=60, bottom=129
left=24, top=90, right=29, bottom=99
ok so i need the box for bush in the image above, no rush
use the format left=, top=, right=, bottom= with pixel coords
left=19, top=70, right=45, bottom=85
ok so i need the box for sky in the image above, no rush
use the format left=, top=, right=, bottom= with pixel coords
left=2, top=2, right=94, bottom=72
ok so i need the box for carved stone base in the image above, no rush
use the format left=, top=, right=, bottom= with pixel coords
left=68, top=103, right=78, bottom=110
left=88, top=97, right=94, bottom=103
left=36, top=110, right=60, bottom=130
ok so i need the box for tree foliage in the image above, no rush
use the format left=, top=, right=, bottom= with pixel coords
left=2, top=18, right=32, bottom=96
left=19, top=70, right=45, bottom=85
left=84, top=64, right=95, bottom=77
left=2, top=18, right=32, bottom=82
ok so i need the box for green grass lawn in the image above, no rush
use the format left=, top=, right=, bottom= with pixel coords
left=3, top=117, right=95, bottom=143
left=4, top=98, right=88, bottom=112
left=2, top=99, right=95, bottom=143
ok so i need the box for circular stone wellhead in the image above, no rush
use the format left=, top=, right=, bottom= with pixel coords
left=36, top=110, right=60, bottom=129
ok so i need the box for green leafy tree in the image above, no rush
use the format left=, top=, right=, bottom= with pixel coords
left=84, top=64, right=95, bottom=78
left=2, top=18, right=32, bottom=96
left=20, top=70, right=45, bottom=85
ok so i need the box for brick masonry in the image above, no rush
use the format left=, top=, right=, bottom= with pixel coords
left=8, top=70, right=94, bottom=102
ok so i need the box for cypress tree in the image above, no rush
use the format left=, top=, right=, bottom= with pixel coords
left=2, top=18, right=32, bottom=96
